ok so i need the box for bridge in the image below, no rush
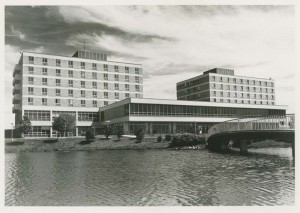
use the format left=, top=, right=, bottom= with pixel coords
left=207, top=114, right=295, bottom=157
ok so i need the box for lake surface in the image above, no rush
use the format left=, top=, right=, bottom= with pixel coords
left=5, top=148, right=294, bottom=206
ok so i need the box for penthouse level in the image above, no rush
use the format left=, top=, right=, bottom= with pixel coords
left=100, top=98, right=287, bottom=135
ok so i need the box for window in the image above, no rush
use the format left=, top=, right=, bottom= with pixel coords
left=93, top=100, right=97, bottom=107
left=28, top=87, right=34, bottom=95
left=81, top=62, right=85, bottom=69
left=246, top=87, right=249, bottom=91
left=42, top=58, right=47, bottom=65
left=271, top=95, right=274, bottom=100
left=241, top=93, right=244, bottom=98
left=81, top=71, right=85, bottom=78
left=125, top=93, right=130, bottom=98
left=56, top=69, right=61, bottom=76
left=78, top=112, right=99, bottom=122
left=91, top=82, right=97, bottom=89
left=81, top=90, right=85, bottom=97
left=135, top=85, right=140, bottom=91
left=56, top=89, right=61, bottom=96
left=247, top=80, right=249, bottom=85
left=259, top=81, right=262, bottom=86
left=28, top=77, right=33, bottom=84
left=270, top=82, right=273, bottom=87
left=125, top=84, right=129, bottom=91
left=56, top=59, right=61, bottom=66
left=271, top=89, right=274, bottom=93
left=55, top=99, right=60, bottom=106
left=92, top=72, right=97, bottom=79
left=68, top=70, right=73, bottom=77
left=220, top=99, right=223, bottom=102
left=68, top=80, right=73, bottom=87
left=227, top=92, right=230, bottom=97
left=212, top=76, right=215, bottom=81
left=135, top=68, right=139, bottom=74
left=28, top=97, right=33, bottom=105
left=240, top=86, right=243, bottom=91
left=81, top=100, right=85, bottom=107
left=254, top=94, right=257, bottom=98
left=104, top=73, right=108, bottom=80
left=104, top=64, right=108, bottom=71
left=233, top=85, right=237, bottom=90
left=247, top=93, right=250, bottom=98
left=68, top=90, right=73, bottom=97
left=104, top=101, right=108, bottom=106
left=68, top=61, right=73, bottom=68
left=104, top=82, right=108, bottom=90
left=135, top=76, right=139, bottom=83
left=125, top=75, right=129, bottom=82
left=42, top=88, right=47, bottom=96
left=68, top=99, right=73, bottom=107
left=81, top=81, right=85, bottom=88
left=259, top=94, right=262, bottom=99
left=28, top=66, right=34, bottom=74
left=115, top=92, right=119, bottom=99
left=233, top=78, right=236, bottom=83
left=92, top=63, right=97, bottom=70
left=253, top=87, right=256, bottom=91
left=115, top=83, right=119, bottom=90
left=56, top=79, right=61, bottom=86
left=104, top=92, right=108, bottom=99
left=114, top=74, right=119, bottom=81
left=125, top=67, right=129, bottom=73
left=213, top=98, right=216, bottom=102
left=114, top=65, right=119, bottom=72
left=42, top=68, right=47, bottom=75
left=213, top=91, right=216, bottom=96
left=24, top=110, right=50, bottom=121
left=220, top=91, right=223, bottom=97
left=234, top=92, right=237, bottom=97
left=29, top=56, right=34, bottom=64
left=220, top=77, right=223, bottom=82
left=259, top=88, right=262, bottom=92
left=240, top=79, right=243, bottom=84
left=212, top=83, right=216, bottom=88
left=264, top=82, right=267, bottom=86
left=93, top=91, right=97, bottom=98
left=42, top=98, right=47, bottom=105
left=42, top=78, right=47, bottom=85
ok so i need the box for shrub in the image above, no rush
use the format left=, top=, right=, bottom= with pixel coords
left=165, top=134, right=172, bottom=142
left=134, top=127, right=144, bottom=143
left=169, top=133, right=206, bottom=148
left=157, top=135, right=162, bottom=142
left=116, top=126, right=125, bottom=140
left=104, top=126, right=112, bottom=139
left=85, top=129, right=95, bottom=142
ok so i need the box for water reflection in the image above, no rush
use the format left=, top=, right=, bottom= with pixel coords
left=5, top=148, right=294, bottom=206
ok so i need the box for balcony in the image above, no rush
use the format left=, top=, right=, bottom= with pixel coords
left=13, top=94, right=21, bottom=104
left=13, top=87, right=20, bottom=95
left=13, top=79, right=21, bottom=86
left=12, top=104, right=21, bottom=113
left=13, top=69, right=21, bottom=77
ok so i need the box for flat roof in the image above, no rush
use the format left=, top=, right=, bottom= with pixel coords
left=177, top=70, right=274, bottom=85
left=21, top=51, right=142, bottom=66
left=100, top=98, right=287, bottom=111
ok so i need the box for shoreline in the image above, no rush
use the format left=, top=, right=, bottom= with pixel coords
left=5, top=137, right=291, bottom=153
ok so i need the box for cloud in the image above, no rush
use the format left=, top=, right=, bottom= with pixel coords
left=4, top=6, right=295, bottom=127
left=9, top=25, right=26, bottom=40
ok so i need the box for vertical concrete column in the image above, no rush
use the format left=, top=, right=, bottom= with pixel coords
left=149, top=122, right=153, bottom=135
left=50, top=127, right=53, bottom=138
left=76, top=127, right=79, bottom=137
left=240, top=139, right=248, bottom=154
left=168, top=123, right=172, bottom=134
left=123, top=122, right=128, bottom=133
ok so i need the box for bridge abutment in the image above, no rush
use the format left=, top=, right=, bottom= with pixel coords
left=239, top=140, right=248, bottom=154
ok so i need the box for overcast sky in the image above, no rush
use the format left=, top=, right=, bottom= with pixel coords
left=5, top=5, right=295, bottom=128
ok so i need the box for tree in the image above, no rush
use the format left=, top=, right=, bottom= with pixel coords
left=52, top=114, right=75, bottom=138
left=19, top=116, right=32, bottom=137
left=134, top=127, right=144, bottom=143
left=116, top=126, right=125, bottom=140
left=85, top=128, right=95, bottom=142
left=104, top=126, right=112, bottom=139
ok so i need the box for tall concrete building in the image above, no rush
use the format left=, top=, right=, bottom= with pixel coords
left=177, top=68, right=275, bottom=105
left=12, top=50, right=143, bottom=137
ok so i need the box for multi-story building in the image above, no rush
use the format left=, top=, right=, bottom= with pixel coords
left=99, top=98, right=287, bottom=135
left=12, top=50, right=143, bottom=137
left=177, top=68, right=275, bottom=105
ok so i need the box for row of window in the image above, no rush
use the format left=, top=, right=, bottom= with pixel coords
left=210, top=84, right=274, bottom=93
left=210, top=76, right=273, bottom=86
left=27, top=77, right=141, bottom=90
left=28, top=56, right=141, bottom=74
left=24, top=110, right=99, bottom=122
left=27, top=84, right=141, bottom=96
left=210, top=91, right=275, bottom=99
left=211, top=98, right=275, bottom=105
left=27, top=67, right=141, bottom=82
left=27, top=92, right=138, bottom=106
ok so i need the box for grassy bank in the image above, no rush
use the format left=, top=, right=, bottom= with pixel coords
left=5, top=136, right=170, bottom=153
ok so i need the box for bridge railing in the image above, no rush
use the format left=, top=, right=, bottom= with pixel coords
left=208, top=114, right=295, bottom=138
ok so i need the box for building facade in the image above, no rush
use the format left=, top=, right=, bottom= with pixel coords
left=177, top=68, right=275, bottom=105
left=12, top=51, right=143, bottom=137
left=100, top=98, right=287, bottom=135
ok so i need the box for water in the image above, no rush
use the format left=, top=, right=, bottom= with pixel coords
left=5, top=148, right=294, bottom=206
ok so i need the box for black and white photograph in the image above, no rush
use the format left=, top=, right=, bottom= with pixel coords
left=1, top=0, right=298, bottom=210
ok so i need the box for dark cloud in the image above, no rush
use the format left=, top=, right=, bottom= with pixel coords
left=5, top=6, right=173, bottom=57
